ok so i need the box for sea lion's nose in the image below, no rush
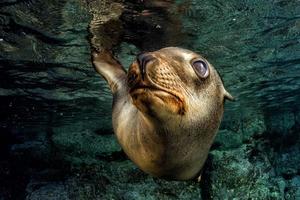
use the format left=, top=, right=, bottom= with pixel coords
left=137, top=53, right=155, bottom=80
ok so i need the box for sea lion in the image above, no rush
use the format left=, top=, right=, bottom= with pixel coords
left=92, top=47, right=233, bottom=180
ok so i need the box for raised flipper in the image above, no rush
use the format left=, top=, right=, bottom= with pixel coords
left=92, top=49, right=127, bottom=94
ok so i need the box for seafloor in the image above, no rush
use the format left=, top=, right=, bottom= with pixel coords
left=0, top=0, right=299, bottom=199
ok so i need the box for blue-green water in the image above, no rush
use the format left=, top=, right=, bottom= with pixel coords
left=0, top=0, right=299, bottom=199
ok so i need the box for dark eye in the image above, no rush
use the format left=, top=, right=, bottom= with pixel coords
left=192, top=60, right=209, bottom=78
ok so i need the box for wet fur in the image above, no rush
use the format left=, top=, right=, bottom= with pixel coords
left=92, top=47, right=232, bottom=180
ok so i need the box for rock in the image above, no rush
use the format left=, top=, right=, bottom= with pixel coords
left=204, top=145, right=283, bottom=199
left=285, top=176, right=300, bottom=199
left=64, top=161, right=202, bottom=200
left=23, top=160, right=202, bottom=200
left=52, top=122, right=122, bottom=165
left=213, top=129, right=243, bottom=150
left=215, top=113, right=266, bottom=150
left=26, top=182, right=69, bottom=200
left=205, top=116, right=300, bottom=200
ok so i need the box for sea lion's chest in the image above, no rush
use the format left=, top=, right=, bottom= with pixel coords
left=112, top=99, right=214, bottom=179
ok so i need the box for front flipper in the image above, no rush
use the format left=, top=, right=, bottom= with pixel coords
left=92, top=49, right=127, bottom=94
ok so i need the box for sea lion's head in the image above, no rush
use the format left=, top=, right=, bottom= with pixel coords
left=127, top=47, right=233, bottom=125
left=92, top=46, right=233, bottom=180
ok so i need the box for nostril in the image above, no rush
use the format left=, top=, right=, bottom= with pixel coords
left=137, top=53, right=155, bottom=80
left=129, top=73, right=137, bottom=82
left=127, top=71, right=138, bottom=87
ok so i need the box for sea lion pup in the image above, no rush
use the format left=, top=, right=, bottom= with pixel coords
left=92, top=47, right=233, bottom=180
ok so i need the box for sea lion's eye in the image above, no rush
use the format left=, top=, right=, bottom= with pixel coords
left=192, top=60, right=209, bottom=78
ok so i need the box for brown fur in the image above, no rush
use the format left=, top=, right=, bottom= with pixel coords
left=92, top=47, right=232, bottom=180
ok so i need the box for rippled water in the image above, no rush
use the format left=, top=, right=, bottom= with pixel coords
left=188, top=0, right=300, bottom=113
left=1, top=0, right=299, bottom=126
left=0, top=0, right=300, bottom=199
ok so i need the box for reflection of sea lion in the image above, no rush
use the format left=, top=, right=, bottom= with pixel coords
left=121, top=0, right=189, bottom=51
left=92, top=47, right=233, bottom=180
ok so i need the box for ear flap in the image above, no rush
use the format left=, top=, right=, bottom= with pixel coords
left=215, top=70, right=234, bottom=101
left=224, top=90, right=234, bottom=101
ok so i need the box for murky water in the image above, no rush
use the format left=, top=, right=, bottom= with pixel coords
left=0, top=0, right=299, bottom=199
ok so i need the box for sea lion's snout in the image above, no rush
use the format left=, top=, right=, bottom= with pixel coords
left=127, top=51, right=187, bottom=117
left=127, top=53, right=156, bottom=89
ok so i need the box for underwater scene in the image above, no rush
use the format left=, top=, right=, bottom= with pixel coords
left=0, top=0, right=300, bottom=199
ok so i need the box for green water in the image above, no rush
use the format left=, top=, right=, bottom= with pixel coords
left=0, top=0, right=299, bottom=199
